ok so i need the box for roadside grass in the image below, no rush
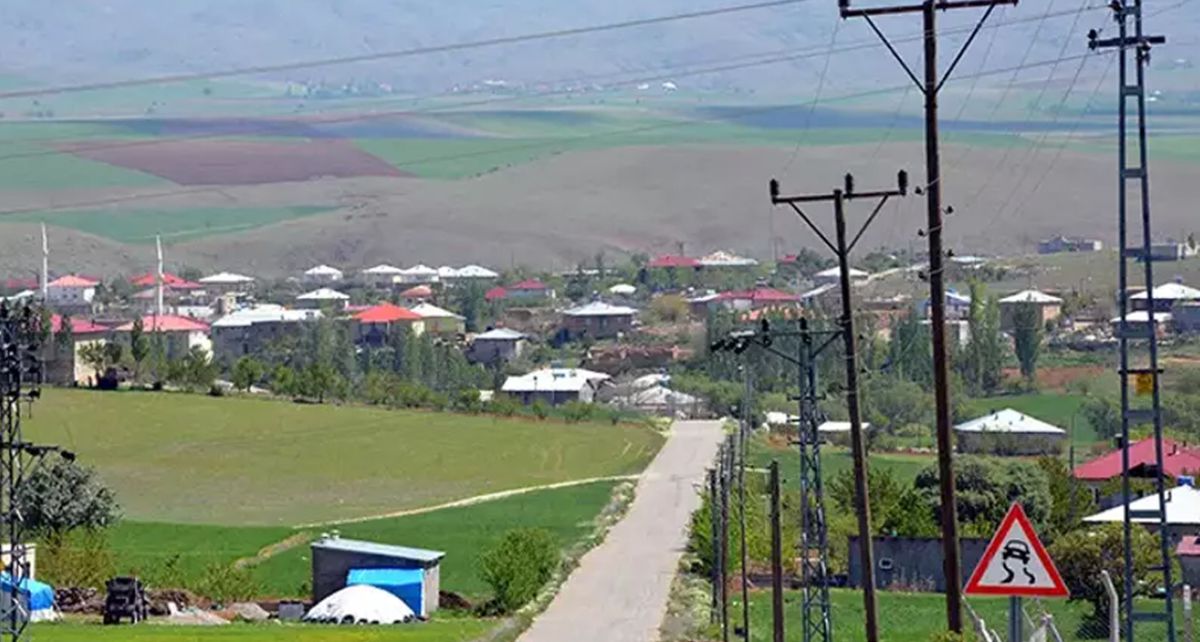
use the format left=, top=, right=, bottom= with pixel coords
left=23, top=389, right=663, bottom=525
left=736, top=588, right=1177, bottom=642
left=31, top=620, right=494, bottom=642
left=251, top=480, right=620, bottom=599
left=11, top=206, right=332, bottom=244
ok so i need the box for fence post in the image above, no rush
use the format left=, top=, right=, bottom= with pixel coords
left=1101, top=570, right=1119, bottom=642
left=1185, top=584, right=1193, bottom=642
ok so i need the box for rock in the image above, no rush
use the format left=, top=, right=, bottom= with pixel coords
left=55, top=587, right=103, bottom=614
left=147, top=588, right=204, bottom=616
left=229, top=602, right=270, bottom=622
left=160, top=607, right=228, bottom=626
left=438, top=590, right=473, bottom=612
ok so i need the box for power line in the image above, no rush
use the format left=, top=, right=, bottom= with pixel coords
left=0, top=50, right=1109, bottom=220
left=0, top=0, right=810, bottom=101
left=0, top=8, right=1101, bottom=168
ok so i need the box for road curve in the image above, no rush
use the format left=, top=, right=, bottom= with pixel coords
left=517, top=419, right=725, bottom=642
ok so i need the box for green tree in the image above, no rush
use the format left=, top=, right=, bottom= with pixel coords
left=78, top=342, right=110, bottom=379
left=272, top=365, right=298, bottom=397
left=454, top=281, right=488, bottom=333
left=231, top=356, right=265, bottom=392
left=914, top=457, right=1051, bottom=534
left=1081, top=395, right=1123, bottom=440
left=478, top=528, right=560, bottom=614
left=887, top=306, right=933, bottom=387
left=1012, top=303, right=1043, bottom=384
left=1050, top=523, right=1161, bottom=632
left=1036, top=456, right=1097, bottom=537
left=302, top=362, right=339, bottom=403
left=54, top=316, right=74, bottom=357
left=129, top=317, right=150, bottom=381
left=961, top=282, right=1005, bottom=395
left=171, top=346, right=217, bottom=390
left=16, top=457, right=120, bottom=536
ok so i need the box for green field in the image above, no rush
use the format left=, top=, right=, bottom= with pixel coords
left=12, top=206, right=332, bottom=244
left=24, top=389, right=663, bottom=525
left=747, top=438, right=934, bottom=485
left=252, top=480, right=620, bottom=598
left=733, top=588, right=1180, bottom=642
left=31, top=620, right=494, bottom=642
left=0, top=141, right=165, bottom=190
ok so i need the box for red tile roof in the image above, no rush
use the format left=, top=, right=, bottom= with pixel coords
left=484, top=286, right=508, bottom=301
left=647, top=255, right=701, bottom=269
left=1178, top=534, right=1200, bottom=557
left=48, top=274, right=100, bottom=288
left=1073, top=437, right=1200, bottom=481
left=354, top=303, right=422, bottom=323
left=3, top=278, right=38, bottom=290
left=130, top=273, right=204, bottom=289
left=50, top=314, right=108, bottom=335
left=510, top=279, right=549, bottom=291
left=400, top=285, right=433, bottom=299
left=113, top=315, right=209, bottom=333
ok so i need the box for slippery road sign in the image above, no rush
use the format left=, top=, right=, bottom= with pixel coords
left=964, top=503, right=1069, bottom=598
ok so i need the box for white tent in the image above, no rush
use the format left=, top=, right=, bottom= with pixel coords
left=304, top=585, right=416, bottom=625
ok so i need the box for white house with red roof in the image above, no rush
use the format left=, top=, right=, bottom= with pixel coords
left=712, top=287, right=802, bottom=312
left=485, top=279, right=555, bottom=302
left=46, top=275, right=99, bottom=312
left=352, top=303, right=426, bottom=344
left=112, top=314, right=212, bottom=360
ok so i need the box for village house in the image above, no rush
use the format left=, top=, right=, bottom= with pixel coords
left=486, top=279, right=554, bottom=302
left=953, top=408, right=1066, bottom=456
left=353, top=303, right=425, bottom=345
left=560, top=301, right=637, bottom=341
left=1131, top=282, right=1200, bottom=313
left=46, top=315, right=109, bottom=385
left=1038, top=236, right=1104, bottom=254
left=813, top=266, right=869, bottom=286
left=998, top=289, right=1063, bottom=330
left=361, top=264, right=405, bottom=287
left=1085, top=484, right=1200, bottom=540
left=296, top=288, right=351, bottom=310
left=446, top=265, right=500, bottom=281
left=129, top=272, right=207, bottom=313
left=112, top=315, right=212, bottom=360
left=923, top=290, right=971, bottom=320
left=396, top=265, right=439, bottom=285
left=501, top=367, right=611, bottom=406
left=466, top=328, right=527, bottom=366
left=399, top=285, right=434, bottom=306
left=697, top=250, right=758, bottom=269
left=198, top=272, right=255, bottom=294
left=1074, top=437, right=1200, bottom=504
left=411, top=303, right=465, bottom=335
left=1111, top=310, right=1173, bottom=338
left=45, top=275, right=99, bottom=315
left=211, top=305, right=322, bottom=364
left=714, top=287, right=802, bottom=312
left=303, top=264, right=344, bottom=284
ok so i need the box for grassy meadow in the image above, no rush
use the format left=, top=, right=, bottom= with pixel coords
left=23, top=389, right=662, bottom=525
left=11, top=206, right=332, bottom=244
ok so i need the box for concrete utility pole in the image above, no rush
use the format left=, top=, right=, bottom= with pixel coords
left=770, top=170, right=908, bottom=642
left=837, top=0, right=1016, bottom=631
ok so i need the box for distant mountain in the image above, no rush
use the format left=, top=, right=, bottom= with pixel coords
left=6, top=0, right=1196, bottom=97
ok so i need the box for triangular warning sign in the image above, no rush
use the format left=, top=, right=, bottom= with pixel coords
left=964, top=503, right=1069, bottom=598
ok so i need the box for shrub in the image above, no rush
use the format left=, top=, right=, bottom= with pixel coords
left=486, top=396, right=520, bottom=417
left=454, top=388, right=483, bottom=413
left=17, top=457, right=120, bottom=536
left=560, top=401, right=594, bottom=423
left=39, top=529, right=116, bottom=589
left=478, top=528, right=560, bottom=614
left=195, top=562, right=260, bottom=604
left=530, top=400, right=550, bottom=420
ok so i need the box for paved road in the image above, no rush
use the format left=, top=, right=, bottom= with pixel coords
left=518, top=420, right=725, bottom=642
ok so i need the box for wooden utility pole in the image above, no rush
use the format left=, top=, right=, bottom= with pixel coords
left=837, top=0, right=1016, bottom=631
left=770, top=171, right=908, bottom=642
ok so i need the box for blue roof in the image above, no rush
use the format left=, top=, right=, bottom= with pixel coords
left=347, top=568, right=424, bottom=587
left=311, top=537, right=445, bottom=563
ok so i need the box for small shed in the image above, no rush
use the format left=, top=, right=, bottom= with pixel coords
left=311, top=536, right=444, bottom=615
left=953, top=408, right=1066, bottom=455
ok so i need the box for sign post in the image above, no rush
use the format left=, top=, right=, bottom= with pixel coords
left=965, top=503, right=1069, bottom=641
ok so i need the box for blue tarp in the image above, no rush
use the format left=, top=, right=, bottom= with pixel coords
left=347, top=568, right=424, bottom=615
left=0, top=574, right=54, bottom=611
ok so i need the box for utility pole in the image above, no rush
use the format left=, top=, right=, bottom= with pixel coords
left=837, top=0, right=1016, bottom=631
left=709, top=467, right=720, bottom=626
left=738, top=367, right=751, bottom=642
left=770, top=170, right=908, bottom=642
left=1088, top=3, right=1172, bottom=641
left=711, top=319, right=839, bottom=642
left=769, top=460, right=785, bottom=642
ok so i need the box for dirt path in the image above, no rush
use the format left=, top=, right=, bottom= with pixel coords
left=517, top=420, right=725, bottom=642
left=294, top=475, right=639, bottom=529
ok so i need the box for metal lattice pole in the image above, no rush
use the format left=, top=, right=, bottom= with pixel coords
left=798, top=318, right=834, bottom=642
left=1088, top=4, right=1173, bottom=640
